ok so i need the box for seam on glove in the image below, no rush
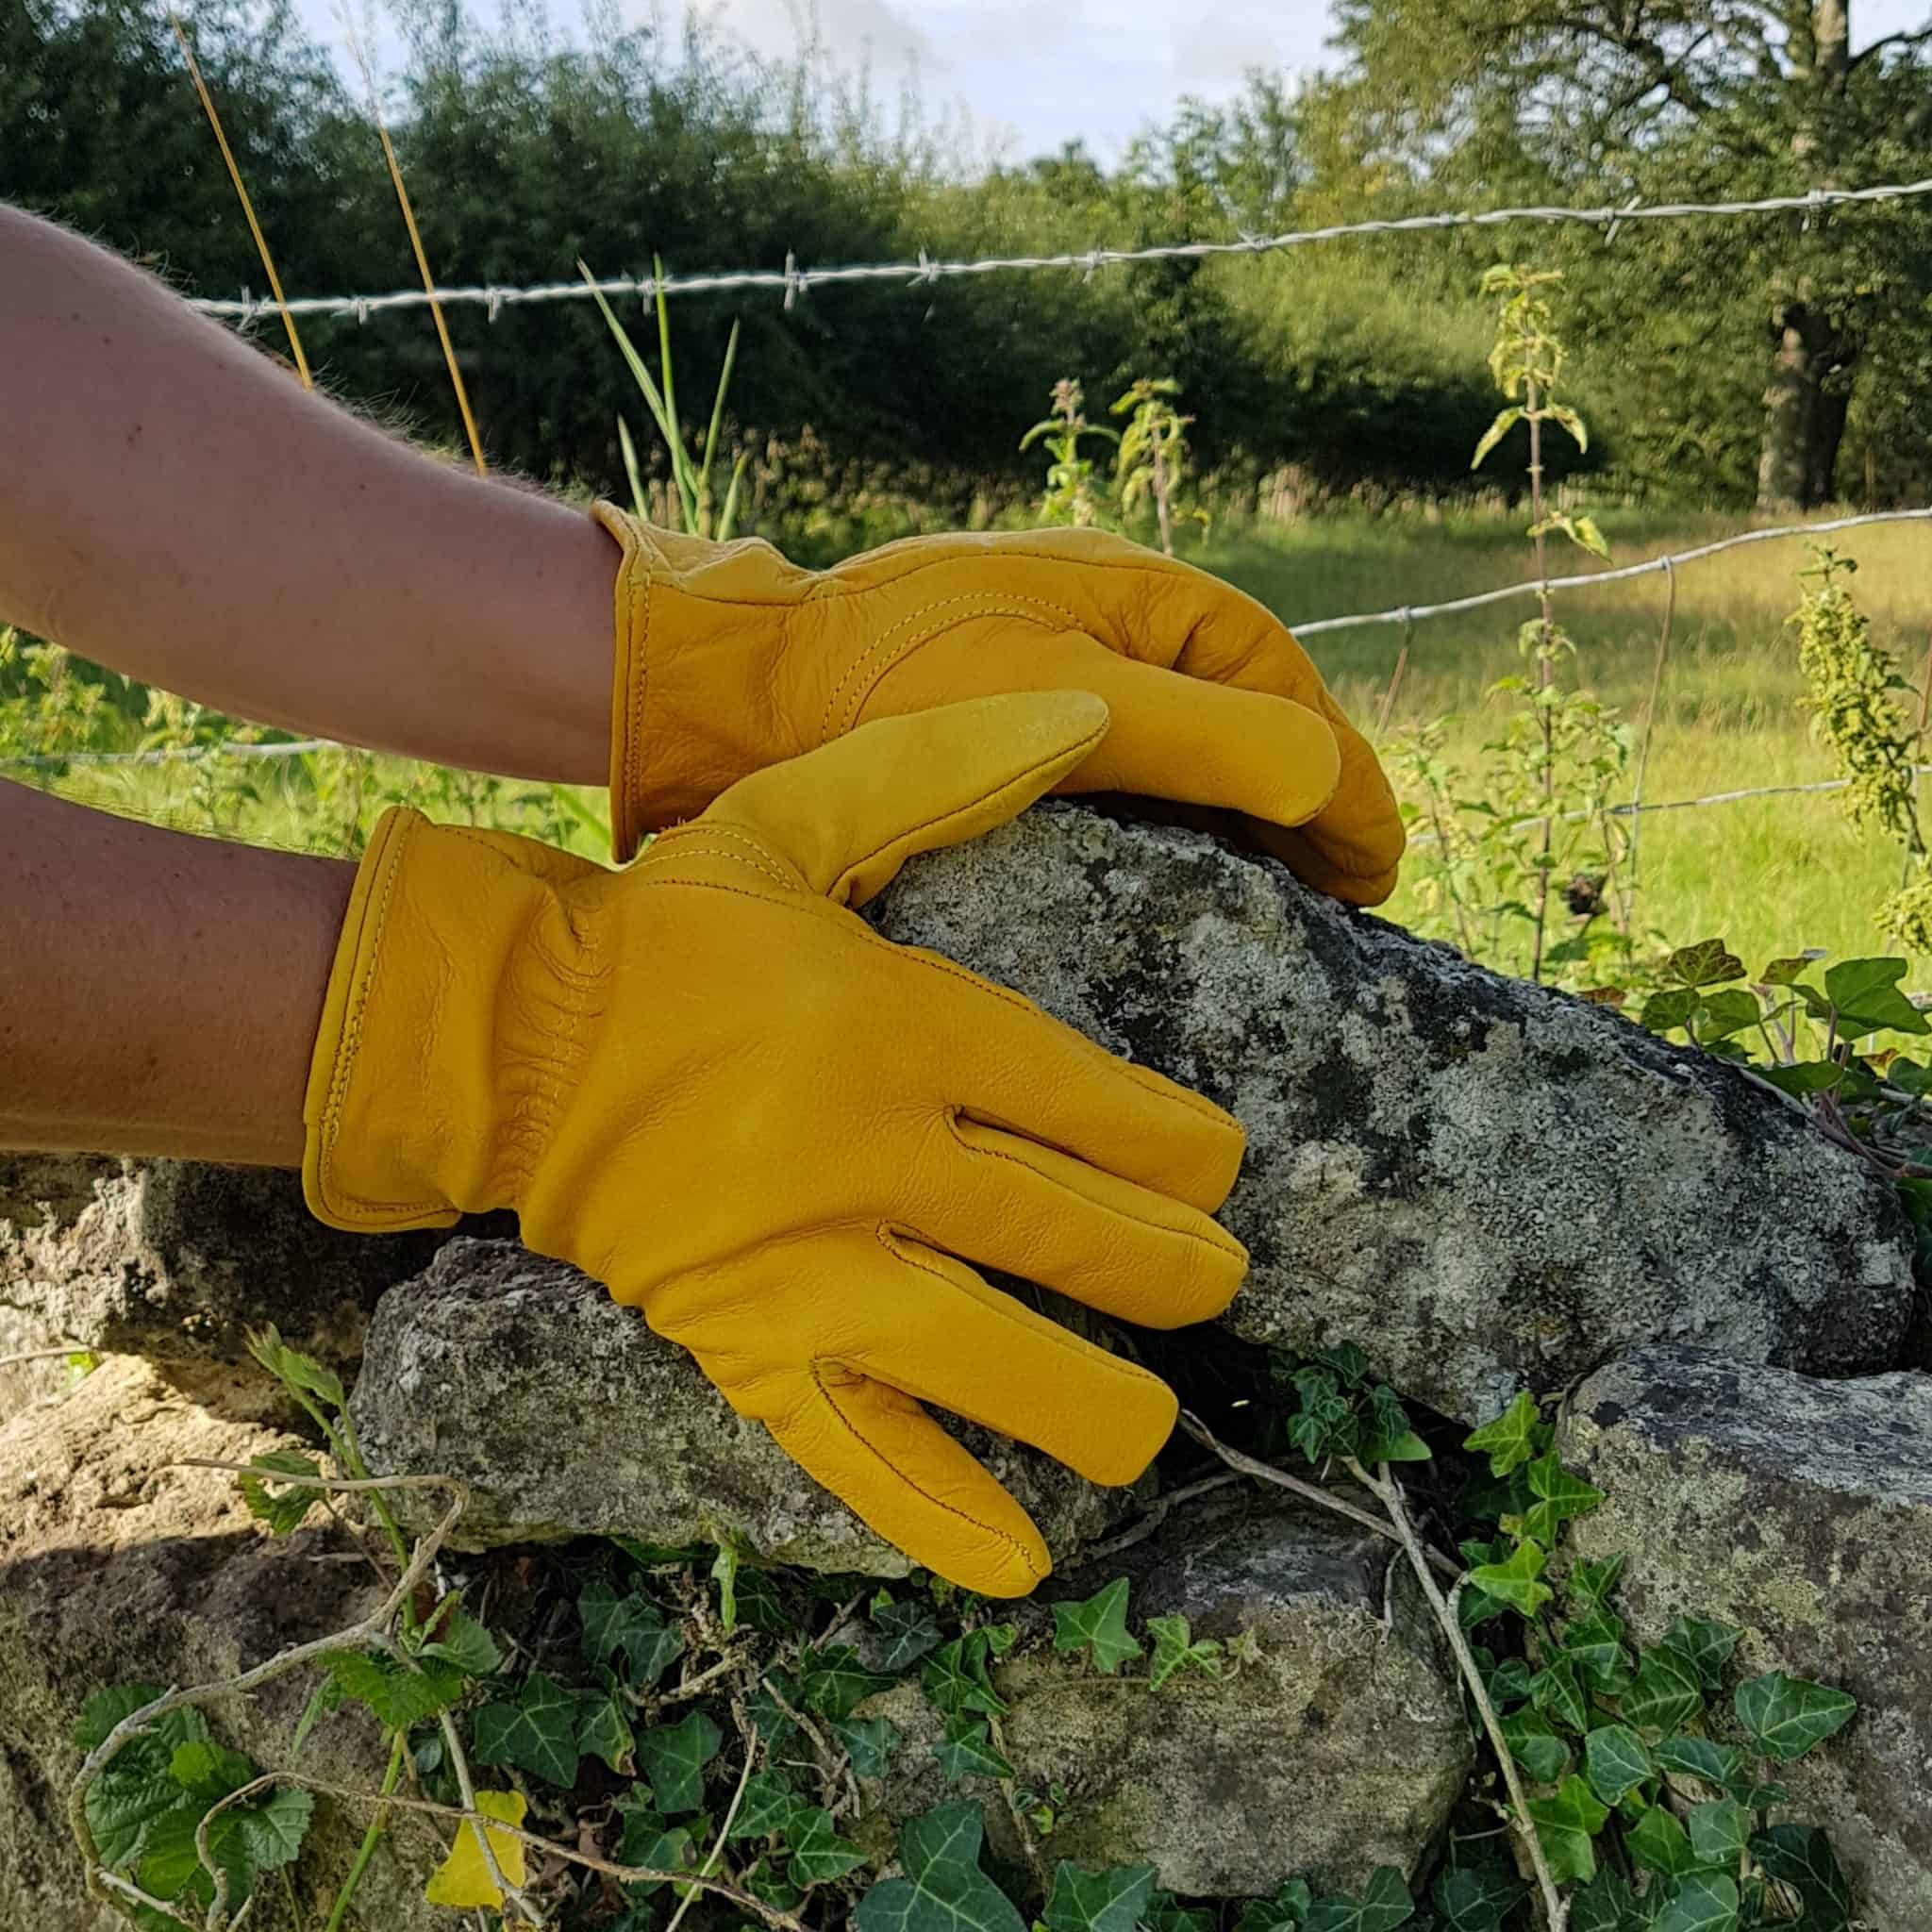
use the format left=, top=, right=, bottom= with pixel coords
left=315, top=809, right=447, bottom=1224
left=942, top=1116, right=1245, bottom=1269
left=606, top=524, right=653, bottom=862
left=820, top=592, right=1080, bottom=745
left=635, top=831, right=798, bottom=893
left=627, top=873, right=1240, bottom=1136
left=807, top=1359, right=1046, bottom=1582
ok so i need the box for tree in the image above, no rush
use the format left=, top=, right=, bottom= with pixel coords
left=1324, top=0, right=1932, bottom=507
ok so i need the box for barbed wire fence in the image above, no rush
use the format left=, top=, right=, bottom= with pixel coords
left=8, top=173, right=1932, bottom=845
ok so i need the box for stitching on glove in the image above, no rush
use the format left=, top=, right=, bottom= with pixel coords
left=636, top=829, right=798, bottom=892
left=807, top=1359, right=1045, bottom=1581
left=943, top=1117, right=1244, bottom=1268
left=820, top=593, right=1080, bottom=745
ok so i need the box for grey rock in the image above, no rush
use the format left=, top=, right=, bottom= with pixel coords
left=1558, top=1345, right=1932, bottom=1928
left=873, top=805, right=1916, bottom=1420
left=0, top=1356, right=436, bottom=1932
left=349, top=1238, right=1128, bottom=1573
left=853, top=1492, right=1471, bottom=1895
left=0, top=1153, right=441, bottom=1391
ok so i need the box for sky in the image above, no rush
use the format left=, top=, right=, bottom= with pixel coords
left=305, top=0, right=1932, bottom=164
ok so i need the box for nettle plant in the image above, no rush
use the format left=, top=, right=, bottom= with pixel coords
left=1389, top=267, right=1635, bottom=991
left=71, top=1329, right=1861, bottom=1932
left=1110, top=379, right=1207, bottom=558
left=1021, top=379, right=1120, bottom=529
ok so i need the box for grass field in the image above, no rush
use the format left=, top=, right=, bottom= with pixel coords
left=20, top=504, right=1930, bottom=982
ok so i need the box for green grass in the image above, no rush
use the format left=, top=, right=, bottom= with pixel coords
left=21, top=503, right=1930, bottom=979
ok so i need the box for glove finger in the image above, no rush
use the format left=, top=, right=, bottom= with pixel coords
left=906, top=1113, right=1246, bottom=1328
left=899, top=954, right=1243, bottom=1214
left=767, top=1364, right=1052, bottom=1597
left=853, top=1228, right=1178, bottom=1487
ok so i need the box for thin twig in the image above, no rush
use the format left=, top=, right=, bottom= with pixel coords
left=1374, top=624, right=1413, bottom=740
left=663, top=1717, right=759, bottom=1932
left=0, top=1343, right=92, bottom=1370
left=1082, top=1474, right=1241, bottom=1563
left=1177, top=1412, right=1460, bottom=1580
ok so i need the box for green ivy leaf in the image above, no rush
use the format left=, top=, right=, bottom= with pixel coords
left=1651, top=1871, right=1740, bottom=1932
left=1477, top=1651, right=1533, bottom=1709
left=1687, top=1798, right=1751, bottom=1866
left=1689, top=989, right=1761, bottom=1041
left=1499, top=1708, right=1571, bottom=1784
left=615, top=1804, right=695, bottom=1900
left=1569, top=1869, right=1642, bottom=1932
left=1524, top=1775, right=1607, bottom=1884
left=1752, top=1825, right=1854, bottom=1931
left=933, top=1718, right=1014, bottom=1783
left=835, top=1715, right=901, bottom=1779
left=1147, top=1890, right=1218, bottom=1932
left=1358, top=1385, right=1431, bottom=1464
left=1462, top=1392, right=1541, bottom=1476
left=1467, top=1540, right=1553, bottom=1618
left=237, top=1449, right=323, bottom=1537
left=1234, top=1877, right=1313, bottom=1932
left=1051, top=1578, right=1141, bottom=1675
left=1621, top=1644, right=1704, bottom=1735
left=1824, top=958, right=1930, bottom=1034
left=749, top=1669, right=802, bottom=1743
left=1519, top=1455, right=1605, bottom=1546
left=1665, top=941, right=1745, bottom=990
left=1314, top=1341, right=1371, bottom=1387
left=1529, top=1657, right=1589, bottom=1735
left=232, top=1786, right=315, bottom=1874
left=419, top=1604, right=502, bottom=1678
left=1583, top=1724, right=1656, bottom=1807
left=325, top=1649, right=467, bottom=1729
left=471, top=1673, right=582, bottom=1789
left=1626, top=1802, right=1696, bottom=1878
left=1653, top=1735, right=1747, bottom=1797
left=1431, top=1865, right=1524, bottom=1932
left=1561, top=1609, right=1633, bottom=1693
left=874, top=1599, right=945, bottom=1672
left=1566, top=1556, right=1625, bottom=1612
left=575, top=1690, right=636, bottom=1774
left=924, top=1636, right=1008, bottom=1719
left=1734, top=1671, right=1857, bottom=1760
left=728, top=1771, right=803, bottom=1840
left=580, top=1583, right=684, bottom=1688
left=802, top=1645, right=896, bottom=1722
left=1641, top=989, right=1699, bottom=1033
left=635, top=1709, right=724, bottom=1815
left=853, top=1800, right=1028, bottom=1932
left=786, top=1804, right=868, bottom=1885
left=1041, top=1861, right=1158, bottom=1932
left=1146, top=1614, right=1224, bottom=1690
left=1660, top=1617, right=1740, bottom=1690
left=1304, top=1867, right=1414, bottom=1932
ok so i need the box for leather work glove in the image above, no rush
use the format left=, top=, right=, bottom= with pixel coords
left=303, top=692, right=1248, bottom=1595
left=591, top=504, right=1404, bottom=907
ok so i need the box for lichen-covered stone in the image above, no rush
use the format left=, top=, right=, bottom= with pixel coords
left=874, top=806, right=1915, bottom=1420
left=0, top=1356, right=431, bottom=1932
left=0, top=1153, right=441, bottom=1393
left=1558, top=1345, right=1932, bottom=1927
left=854, top=1492, right=1471, bottom=1895
left=349, top=1238, right=1130, bottom=1574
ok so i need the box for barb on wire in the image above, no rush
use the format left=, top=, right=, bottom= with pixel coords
left=182, top=175, right=1932, bottom=322
left=1291, top=507, right=1932, bottom=637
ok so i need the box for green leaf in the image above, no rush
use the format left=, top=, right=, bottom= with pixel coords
left=1519, top=1454, right=1605, bottom=1546
left=1583, top=1724, right=1656, bottom=1806
left=1626, top=1803, right=1696, bottom=1878
left=1467, top=1540, right=1553, bottom=1618
left=75, top=1686, right=208, bottom=1768
left=1304, top=1867, right=1415, bottom=1932
left=1757, top=1059, right=1845, bottom=1096
left=874, top=1599, right=945, bottom=1672
left=1666, top=941, right=1745, bottom=990
left=616, top=1805, right=695, bottom=1900
left=1234, top=1878, right=1313, bottom=1932
left=729, top=1771, right=803, bottom=1840
left=1359, top=1385, right=1431, bottom=1463
left=471, top=1673, right=582, bottom=1789
left=1524, top=1775, right=1607, bottom=1884
left=1147, top=1891, right=1218, bottom=1932
left=924, top=1635, right=1008, bottom=1719
left=233, top=1786, right=314, bottom=1873
left=169, top=1741, right=256, bottom=1803
left=635, top=1709, right=724, bottom=1815
left=1314, top=1341, right=1371, bottom=1386
left=786, top=1805, right=868, bottom=1885
left=137, top=1801, right=252, bottom=1909
left=1569, top=1870, right=1643, bottom=1932
left=325, top=1649, right=467, bottom=1728
left=1478, top=1651, right=1533, bottom=1709
left=1462, top=1392, right=1541, bottom=1476
left=575, top=1691, right=636, bottom=1774
left=86, top=1763, right=197, bottom=1871
left=1653, top=1735, right=1747, bottom=1796
left=1431, top=1865, right=1524, bottom=1932
left=853, top=1800, right=1028, bottom=1932
left=1622, top=1644, right=1704, bottom=1734
left=1690, top=990, right=1760, bottom=1041
left=711, top=1542, right=741, bottom=1633
left=1688, top=1798, right=1750, bottom=1866
left=237, top=1449, right=322, bottom=1536
left=1571, top=512, right=1609, bottom=558
left=933, top=1717, right=1014, bottom=1783
left=750, top=1669, right=801, bottom=1744
left=1146, top=1614, right=1224, bottom=1690
left=1499, top=1707, right=1571, bottom=1784
left=419, top=1604, right=502, bottom=1678
left=1042, top=1861, right=1158, bottom=1932
left=1824, top=958, right=1930, bottom=1034
left=1752, top=1825, right=1853, bottom=1931
left=1561, top=1609, right=1632, bottom=1693
left=801, top=1645, right=895, bottom=1722
left=1661, top=1617, right=1740, bottom=1690
left=1566, top=1556, right=1625, bottom=1612
left=579, top=1582, right=683, bottom=1688
left=1473, top=407, right=1525, bottom=470
left=1051, top=1578, right=1141, bottom=1675
left=1734, top=1671, right=1857, bottom=1760
left=836, top=1715, right=901, bottom=1778
left=1651, top=1872, right=1740, bottom=1932
left=1640, top=989, right=1698, bottom=1033
left=1529, top=1657, right=1589, bottom=1735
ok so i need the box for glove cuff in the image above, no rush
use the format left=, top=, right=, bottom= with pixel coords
left=302, top=808, right=592, bottom=1233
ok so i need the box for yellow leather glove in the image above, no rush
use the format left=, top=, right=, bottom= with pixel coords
left=304, top=692, right=1247, bottom=1595
left=592, top=504, right=1404, bottom=907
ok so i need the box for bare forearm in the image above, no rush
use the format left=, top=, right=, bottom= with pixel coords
left=0, top=780, right=352, bottom=1163
left=0, top=204, right=613, bottom=783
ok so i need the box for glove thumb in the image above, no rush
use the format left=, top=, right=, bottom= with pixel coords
left=703, top=690, right=1109, bottom=907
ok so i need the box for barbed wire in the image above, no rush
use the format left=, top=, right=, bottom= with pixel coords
left=1291, top=506, right=1932, bottom=637
left=0, top=737, right=331, bottom=770
left=185, top=175, right=1932, bottom=325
